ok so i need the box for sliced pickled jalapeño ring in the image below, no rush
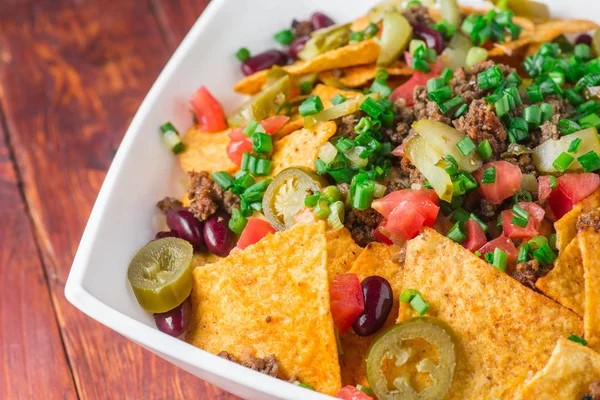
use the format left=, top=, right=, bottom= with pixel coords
left=127, top=238, right=194, bottom=314
left=366, top=317, right=458, bottom=400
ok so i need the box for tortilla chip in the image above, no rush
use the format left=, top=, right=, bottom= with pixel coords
left=536, top=237, right=584, bottom=317
left=325, top=228, right=363, bottom=281
left=516, top=339, right=600, bottom=399
left=339, top=243, right=402, bottom=387
left=578, top=222, right=600, bottom=353
left=555, top=188, right=600, bottom=253
left=398, top=228, right=582, bottom=399
left=270, top=121, right=337, bottom=176
left=234, top=40, right=380, bottom=95
left=186, top=222, right=342, bottom=395
left=273, top=114, right=304, bottom=140
left=310, top=84, right=360, bottom=108
left=319, top=62, right=412, bottom=88
left=192, top=252, right=223, bottom=267
left=178, top=125, right=237, bottom=174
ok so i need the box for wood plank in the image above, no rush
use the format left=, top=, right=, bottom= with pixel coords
left=0, top=1, right=236, bottom=398
left=151, top=0, right=211, bottom=49
left=0, top=109, right=78, bottom=398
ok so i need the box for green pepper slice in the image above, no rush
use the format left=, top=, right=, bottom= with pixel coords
left=298, top=24, right=352, bottom=61
left=377, top=11, right=412, bottom=67
left=127, top=237, right=194, bottom=313
left=366, top=317, right=458, bottom=400
left=262, top=167, right=327, bottom=230
left=594, top=28, right=600, bottom=58
left=227, top=75, right=292, bottom=128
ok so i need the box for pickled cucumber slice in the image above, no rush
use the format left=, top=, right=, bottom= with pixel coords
left=127, top=238, right=194, bottom=313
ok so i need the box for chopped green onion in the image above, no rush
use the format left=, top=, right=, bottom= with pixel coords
left=370, top=80, right=392, bottom=97
left=351, top=180, right=375, bottom=210
left=579, top=113, right=600, bottom=129
left=540, top=103, right=553, bottom=122
left=439, top=96, right=464, bottom=114
left=160, top=122, right=185, bottom=154
left=451, top=207, right=470, bottom=222
left=513, top=190, right=533, bottom=204
left=578, top=151, right=600, bottom=172
left=327, top=201, right=345, bottom=230
left=447, top=221, right=466, bottom=243
left=234, top=171, right=255, bottom=189
left=526, top=85, right=543, bottom=103
left=364, top=22, right=380, bottom=38
left=350, top=31, right=364, bottom=42
left=466, top=47, right=488, bottom=67
left=274, top=29, right=295, bottom=45
left=356, top=385, right=374, bottom=396
left=482, top=167, right=496, bottom=184
left=565, top=88, right=585, bottom=106
left=568, top=334, right=588, bottom=346
left=477, top=65, right=503, bottom=90
left=523, top=106, right=542, bottom=127
left=574, top=43, right=591, bottom=60
left=533, top=243, right=557, bottom=265
left=568, top=137, right=583, bottom=153
left=400, top=288, right=421, bottom=303
left=484, top=252, right=494, bottom=264
left=331, top=94, right=347, bottom=105
left=549, top=175, right=557, bottom=189
left=335, top=138, right=354, bottom=153
left=528, top=235, right=548, bottom=251
left=428, top=86, right=453, bottom=104
left=409, top=39, right=427, bottom=55
left=492, top=248, right=508, bottom=272
left=506, top=71, right=522, bottom=86
left=559, top=119, right=581, bottom=135
left=211, top=171, right=235, bottom=190
left=553, top=152, right=575, bottom=172
left=295, top=382, right=314, bottom=390
left=381, top=110, right=394, bottom=127
left=252, top=132, right=273, bottom=153
left=427, top=77, right=446, bottom=92
left=299, top=96, right=324, bottom=116
left=494, top=94, right=511, bottom=117
left=229, top=209, right=248, bottom=235
left=314, top=159, right=327, bottom=174
left=548, top=233, right=557, bottom=250
left=478, top=140, right=493, bottom=160
left=236, top=47, right=250, bottom=62
left=412, top=57, right=432, bottom=72
left=314, top=198, right=331, bottom=219
left=360, top=97, right=386, bottom=119
left=456, top=136, right=476, bottom=156
left=243, top=120, right=260, bottom=136
left=452, top=103, right=468, bottom=118
left=304, top=193, right=320, bottom=208
left=328, top=167, right=354, bottom=183
left=255, top=158, right=272, bottom=175
left=299, top=81, right=313, bottom=95
left=410, top=294, right=430, bottom=316
left=441, top=67, right=454, bottom=83
left=470, top=213, right=488, bottom=232
left=517, top=243, right=530, bottom=264
left=512, top=215, right=528, bottom=227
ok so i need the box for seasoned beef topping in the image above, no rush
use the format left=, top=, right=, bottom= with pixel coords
left=382, top=104, right=415, bottom=145
left=217, top=351, right=280, bottom=378
left=334, top=112, right=362, bottom=140
left=400, top=156, right=426, bottom=188
left=156, top=197, right=183, bottom=214
left=577, top=208, right=600, bottom=233
left=291, top=20, right=313, bottom=37
left=588, top=379, right=600, bottom=400
left=384, top=163, right=411, bottom=193
left=188, top=171, right=240, bottom=221
left=512, top=259, right=546, bottom=289
left=345, top=208, right=383, bottom=247
left=402, top=5, right=434, bottom=26
left=453, top=99, right=508, bottom=157
left=449, top=60, right=515, bottom=104
left=503, top=153, right=537, bottom=175
left=414, top=86, right=452, bottom=125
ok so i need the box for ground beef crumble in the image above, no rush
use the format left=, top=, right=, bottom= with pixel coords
left=334, top=112, right=362, bottom=140
left=449, top=60, right=515, bottom=104
left=453, top=99, right=508, bottom=157
left=381, top=103, right=415, bottom=145
left=402, top=5, right=434, bottom=26
left=187, top=171, right=240, bottom=221
left=413, top=86, right=452, bottom=125
left=577, top=208, right=600, bottom=233
left=156, top=197, right=183, bottom=214
left=217, top=352, right=279, bottom=378
left=344, top=208, right=383, bottom=247
left=512, top=259, right=546, bottom=289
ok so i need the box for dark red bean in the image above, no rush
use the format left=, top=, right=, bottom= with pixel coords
left=154, top=297, right=192, bottom=337
left=576, top=34, right=593, bottom=47
left=241, top=50, right=288, bottom=76
left=166, top=209, right=204, bottom=250
left=155, top=231, right=179, bottom=240
left=288, top=36, right=310, bottom=60
left=412, top=24, right=445, bottom=54
left=203, top=212, right=236, bottom=257
left=311, top=12, right=335, bottom=30
left=352, top=276, right=393, bottom=336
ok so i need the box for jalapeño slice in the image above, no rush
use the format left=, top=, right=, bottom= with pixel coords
left=366, top=317, right=458, bottom=400
left=127, top=237, right=194, bottom=313
left=262, top=167, right=327, bottom=230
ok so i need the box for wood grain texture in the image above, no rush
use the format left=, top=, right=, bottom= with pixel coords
left=0, top=0, right=236, bottom=398
left=0, top=110, right=78, bottom=399
left=152, top=0, right=211, bottom=50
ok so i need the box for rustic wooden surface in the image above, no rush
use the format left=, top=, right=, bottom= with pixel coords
left=0, top=0, right=237, bottom=398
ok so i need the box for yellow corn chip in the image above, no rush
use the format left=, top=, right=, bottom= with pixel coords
left=555, top=189, right=600, bottom=253
left=234, top=40, right=380, bottom=95
left=319, top=62, right=412, bottom=88
left=339, top=243, right=402, bottom=387
left=270, top=121, right=337, bottom=176
left=273, top=114, right=304, bottom=140
left=186, top=222, right=342, bottom=395
left=192, top=252, right=223, bottom=267
left=178, top=125, right=237, bottom=174
left=516, top=339, right=600, bottom=399
left=398, top=228, right=582, bottom=399
left=536, top=238, right=584, bottom=317
left=310, top=84, right=360, bottom=108
left=578, top=216, right=600, bottom=353
left=326, top=228, right=363, bottom=281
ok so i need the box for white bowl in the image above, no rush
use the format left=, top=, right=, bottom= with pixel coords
left=65, top=0, right=599, bottom=399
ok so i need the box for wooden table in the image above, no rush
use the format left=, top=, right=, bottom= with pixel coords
left=0, top=1, right=238, bottom=398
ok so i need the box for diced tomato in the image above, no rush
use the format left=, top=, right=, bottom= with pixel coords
left=548, top=173, right=600, bottom=219
left=384, top=201, right=427, bottom=240
left=478, top=236, right=518, bottom=267
left=389, top=55, right=443, bottom=106
left=228, top=127, right=247, bottom=141
left=236, top=218, right=276, bottom=250
left=474, top=161, right=523, bottom=205
left=481, top=40, right=494, bottom=50
left=329, top=274, right=365, bottom=335
left=260, top=115, right=290, bottom=135
left=374, top=220, right=393, bottom=245
left=391, top=139, right=407, bottom=157
left=336, top=385, right=374, bottom=400
left=190, top=86, right=227, bottom=132
left=372, top=189, right=439, bottom=220
left=501, top=202, right=545, bottom=240
left=537, top=176, right=553, bottom=202
left=462, top=219, right=488, bottom=252
left=226, top=139, right=253, bottom=166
